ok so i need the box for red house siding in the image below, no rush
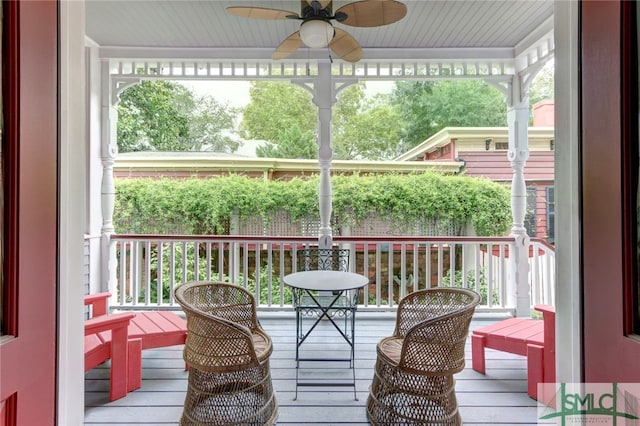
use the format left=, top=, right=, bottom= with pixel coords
left=456, top=150, right=555, bottom=241
left=532, top=184, right=554, bottom=240
left=457, top=150, right=555, bottom=181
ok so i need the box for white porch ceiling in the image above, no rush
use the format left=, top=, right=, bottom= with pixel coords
left=85, top=1, right=554, bottom=62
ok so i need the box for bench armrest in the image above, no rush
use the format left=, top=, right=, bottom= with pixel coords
left=85, top=292, right=112, bottom=317
left=85, top=312, right=135, bottom=335
left=534, top=304, right=555, bottom=316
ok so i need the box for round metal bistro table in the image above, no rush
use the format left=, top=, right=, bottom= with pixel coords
left=283, top=270, right=369, bottom=400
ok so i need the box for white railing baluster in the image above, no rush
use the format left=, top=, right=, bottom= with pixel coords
left=205, top=241, right=212, bottom=281
left=387, top=247, right=393, bottom=307
left=425, top=244, right=432, bottom=289
left=169, top=241, right=176, bottom=302
left=220, top=241, right=227, bottom=282
left=499, top=243, right=507, bottom=307
left=474, top=244, right=481, bottom=301
left=399, top=243, right=407, bottom=299
left=486, top=243, right=494, bottom=308
left=279, top=244, right=286, bottom=306
left=531, top=243, right=540, bottom=303
left=375, top=244, right=382, bottom=306
left=193, top=241, right=199, bottom=282
left=131, top=241, right=139, bottom=305
left=437, top=244, right=444, bottom=286
left=181, top=242, right=187, bottom=284
left=449, top=243, right=456, bottom=288
left=547, top=250, right=555, bottom=305
left=157, top=242, right=163, bottom=305
left=242, top=242, right=249, bottom=289
left=266, top=242, right=273, bottom=306
left=144, top=240, right=150, bottom=305
left=118, top=240, right=127, bottom=306
left=412, top=244, right=419, bottom=292
left=254, top=242, right=261, bottom=303
left=363, top=241, right=370, bottom=306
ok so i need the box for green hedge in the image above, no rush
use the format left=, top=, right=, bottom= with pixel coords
left=114, top=172, right=512, bottom=236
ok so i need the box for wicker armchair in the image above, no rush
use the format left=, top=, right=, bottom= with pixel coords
left=173, top=281, right=278, bottom=426
left=366, top=288, right=481, bottom=426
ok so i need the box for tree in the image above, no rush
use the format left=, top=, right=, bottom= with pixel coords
left=187, top=97, right=240, bottom=152
left=528, top=60, right=554, bottom=109
left=255, top=125, right=317, bottom=159
left=242, top=81, right=402, bottom=160
left=117, top=80, right=239, bottom=153
left=390, top=80, right=507, bottom=150
left=240, top=81, right=316, bottom=142
left=333, top=85, right=402, bottom=160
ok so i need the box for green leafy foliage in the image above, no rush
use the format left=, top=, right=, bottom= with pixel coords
left=117, top=80, right=240, bottom=153
left=241, top=81, right=402, bottom=160
left=255, top=124, right=317, bottom=159
left=114, top=173, right=512, bottom=236
left=528, top=60, right=554, bottom=107
left=444, top=268, right=500, bottom=305
left=240, top=81, right=317, bottom=142
left=333, top=85, right=402, bottom=160
left=242, top=267, right=293, bottom=305
left=391, top=80, right=507, bottom=150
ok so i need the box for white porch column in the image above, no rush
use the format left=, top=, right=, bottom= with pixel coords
left=313, top=61, right=336, bottom=249
left=100, top=61, right=119, bottom=295
left=507, top=77, right=531, bottom=317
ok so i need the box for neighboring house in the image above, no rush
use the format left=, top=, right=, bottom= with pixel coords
left=395, top=100, right=555, bottom=242
left=113, top=152, right=462, bottom=180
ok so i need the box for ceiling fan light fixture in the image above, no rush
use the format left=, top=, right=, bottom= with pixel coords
left=299, top=19, right=334, bottom=48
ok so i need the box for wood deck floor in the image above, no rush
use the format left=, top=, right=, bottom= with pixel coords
left=84, top=312, right=543, bottom=425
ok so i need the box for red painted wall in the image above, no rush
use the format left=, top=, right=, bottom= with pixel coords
left=0, top=1, right=58, bottom=424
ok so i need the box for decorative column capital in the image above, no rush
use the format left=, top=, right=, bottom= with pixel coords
left=507, top=147, right=530, bottom=163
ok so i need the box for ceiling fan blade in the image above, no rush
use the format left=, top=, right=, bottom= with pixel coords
left=226, top=6, right=299, bottom=20
left=272, top=31, right=304, bottom=60
left=335, top=0, right=407, bottom=27
left=329, top=28, right=362, bottom=62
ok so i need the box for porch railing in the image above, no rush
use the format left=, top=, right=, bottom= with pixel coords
left=108, top=235, right=555, bottom=315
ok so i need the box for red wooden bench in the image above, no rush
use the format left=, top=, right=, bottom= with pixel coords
left=84, top=293, right=142, bottom=401
left=84, top=293, right=188, bottom=401
left=128, top=310, right=188, bottom=351
left=471, top=304, right=555, bottom=401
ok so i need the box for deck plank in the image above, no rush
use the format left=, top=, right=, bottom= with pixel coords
left=85, top=314, right=542, bottom=425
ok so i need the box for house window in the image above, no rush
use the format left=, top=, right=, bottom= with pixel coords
left=524, top=187, right=537, bottom=237
left=546, top=186, right=555, bottom=243
left=495, top=142, right=509, bottom=150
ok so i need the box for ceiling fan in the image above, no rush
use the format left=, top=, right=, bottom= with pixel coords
left=226, top=0, right=408, bottom=63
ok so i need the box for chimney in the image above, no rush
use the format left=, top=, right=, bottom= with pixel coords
left=532, top=99, right=554, bottom=126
